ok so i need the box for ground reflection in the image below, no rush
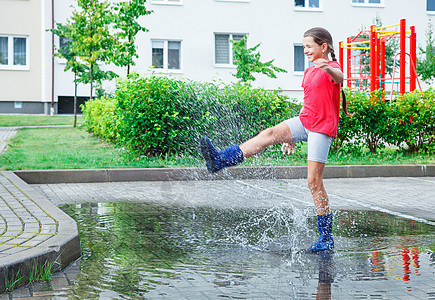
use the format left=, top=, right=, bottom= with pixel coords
left=61, top=202, right=435, bottom=299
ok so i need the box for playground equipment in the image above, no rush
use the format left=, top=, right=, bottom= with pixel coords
left=339, top=19, right=420, bottom=96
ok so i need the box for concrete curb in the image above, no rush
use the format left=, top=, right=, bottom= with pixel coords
left=0, top=171, right=81, bottom=293
left=14, top=164, right=435, bottom=184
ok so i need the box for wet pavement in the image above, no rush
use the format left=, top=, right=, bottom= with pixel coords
left=4, top=176, right=432, bottom=299
left=0, top=171, right=80, bottom=298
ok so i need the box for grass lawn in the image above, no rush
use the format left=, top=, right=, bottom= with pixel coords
left=0, top=126, right=433, bottom=171
left=0, top=127, right=189, bottom=170
left=0, top=114, right=83, bottom=127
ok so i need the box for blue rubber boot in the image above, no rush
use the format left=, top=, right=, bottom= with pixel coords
left=200, top=136, right=243, bottom=173
left=309, top=213, right=334, bottom=252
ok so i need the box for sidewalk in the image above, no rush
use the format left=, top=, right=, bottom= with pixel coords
left=0, top=171, right=80, bottom=294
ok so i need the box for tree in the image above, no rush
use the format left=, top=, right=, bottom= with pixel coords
left=417, top=21, right=435, bottom=84
left=64, top=0, right=118, bottom=100
left=52, top=0, right=152, bottom=103
left=112, top=0, right=152, bottom=76
left=51, top=23, right=87, bottom=127
left=231, top=36, right=287, bottom=83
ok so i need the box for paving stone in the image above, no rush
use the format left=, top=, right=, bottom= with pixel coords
left=10, top=286, right=31, bottom=298
left=49, top=277, right=69, bottom=291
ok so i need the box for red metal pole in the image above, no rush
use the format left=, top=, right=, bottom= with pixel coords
left=375, top=33, right=381, bottom=90
left=347, top=37, right=351, bottom=88
left=339, top=41, right=344, bottom=81
left=370, top=25, right=376, bottom=92
left=410, top=26, right=417, bottom=92
left=400, top=19, right=406, bottom=95
left=380, top=38, right=386, bottom=91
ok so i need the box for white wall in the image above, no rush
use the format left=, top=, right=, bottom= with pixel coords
left=50, top=0, right=435, bottom=106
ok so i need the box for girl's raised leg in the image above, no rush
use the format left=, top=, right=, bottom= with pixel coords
left=201, top=122, right=293, bottom=173
left=240, top=122, right=293, bottom=158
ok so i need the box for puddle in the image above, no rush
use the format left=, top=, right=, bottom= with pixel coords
left=60, top=202, right=435, bottom=299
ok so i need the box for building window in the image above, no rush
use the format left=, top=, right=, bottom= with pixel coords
left=352, top=0, right=384, bottom=7
left=214, top=33, right=245, bottom=65
left=0, top=37, right=8, bottom=65
left=14, top=101, right=22, bottom=109
left=59, top=36, right=72, bottom=55
left=294, top=0, right=322, bottom=10
left=294, top=44, right=313, bottom=73
left=428, top=0, right=435, bottom=12
left=0, top=35, right=29, bottom=70
left=151, top=40, right=181, bottom=71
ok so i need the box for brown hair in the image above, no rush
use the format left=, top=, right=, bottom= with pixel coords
left=304, top=27, right=352, bottom=117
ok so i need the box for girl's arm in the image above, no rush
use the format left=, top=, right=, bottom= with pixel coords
left=314, top=58, right=344, bottom=84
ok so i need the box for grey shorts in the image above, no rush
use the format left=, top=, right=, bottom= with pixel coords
left=284, top=116, right=333, bottom=163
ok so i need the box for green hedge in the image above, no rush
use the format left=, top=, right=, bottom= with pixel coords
left=335, top=88, right=435, bottom=153
left=81, top=96, right=118, bottom=142
left=83, top=75, right=435, bottom=157
left=82, top=74, right=301, bottom=156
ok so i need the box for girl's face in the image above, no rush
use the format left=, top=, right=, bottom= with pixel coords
left=302, top=36, right=328, bottom=62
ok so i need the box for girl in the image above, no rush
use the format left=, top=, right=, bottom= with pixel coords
left=200, top=27, right=352, bottom=252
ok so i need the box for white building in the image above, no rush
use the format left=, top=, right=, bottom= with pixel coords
left=1, top=0, right=434, bottom=114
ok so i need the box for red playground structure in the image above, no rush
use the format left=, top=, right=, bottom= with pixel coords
left=339, top=19, right=420, bottom=97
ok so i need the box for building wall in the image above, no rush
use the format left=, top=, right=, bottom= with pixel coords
left=0, top=0, right=43, bottom=105
left=136, top=0, right=435, bottom=98
left=1, top=0, right=434, bottom=114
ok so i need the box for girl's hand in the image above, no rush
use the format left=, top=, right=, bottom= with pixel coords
left=314, top=58, right=344, bottom=83
left=313, top=58, right=330, bottom=71
left=281, top=142, right=296, bottom=155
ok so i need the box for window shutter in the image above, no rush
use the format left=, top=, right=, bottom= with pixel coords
left=232, top=34, right=245, bottom=42
left=215, top=34, right=230, bottom=64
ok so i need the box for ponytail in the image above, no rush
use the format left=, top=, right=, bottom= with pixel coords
left=332, top=47, right=352, bottom=117
left=329, top=45, right=337, bottom=62
left=341, top=88, right=353, bottom=117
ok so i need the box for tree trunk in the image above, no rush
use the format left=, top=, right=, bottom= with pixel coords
left=74, top=73, right=78, bottom=127
left=127, top=34, right=132, bottom=76
left=90, top=64, right=93, bottom=100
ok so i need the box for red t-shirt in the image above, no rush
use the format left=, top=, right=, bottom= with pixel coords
left=299, top=61, right=342, bottom=138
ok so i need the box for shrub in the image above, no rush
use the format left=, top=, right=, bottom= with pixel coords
left=333, top=88, right=360, bottom=152
left=334, top=88, right=435, bottom=154
left=335, top=89, right=392, bottom=153
left=389, top=89, right=435, bottom=153
left=114, top=75, right=198, bottom=155
left=81, top=96, right=118, bottom=142
left=89, top=74, right=302, bottom=156
left=199, top=82, right=301, bottom=149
